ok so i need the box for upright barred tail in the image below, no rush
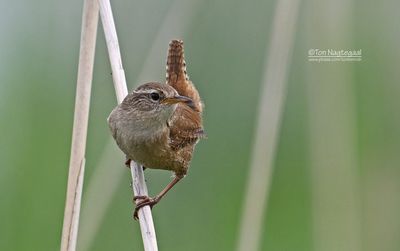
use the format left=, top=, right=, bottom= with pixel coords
left=166, top=39, right=188, bottom=84
left=166, top=39, right=202, bottom=112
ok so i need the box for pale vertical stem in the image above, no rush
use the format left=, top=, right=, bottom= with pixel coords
left=97, top=0, right=127, bottom=102
left=68, top=159, right=86, bottom=250
left=60, top=0, right=99, bottom=250
left=236, top=0, right=301, bottom=250
left=131, top=161, right=158, bottom=251
left=306, top=1, right=361, bottom=251
left=98, top=0, right=158, bottom=250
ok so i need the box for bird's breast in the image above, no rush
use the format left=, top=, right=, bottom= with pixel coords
left=117, top=118, right=176, bottom=170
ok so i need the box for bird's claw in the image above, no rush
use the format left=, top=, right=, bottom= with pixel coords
left=133, top=195, right=159, bottom=220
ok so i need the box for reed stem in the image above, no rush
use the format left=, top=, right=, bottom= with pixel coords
left=60, top=0, right=99, bottom=250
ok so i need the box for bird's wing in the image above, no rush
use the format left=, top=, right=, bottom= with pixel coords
left=168, top=104, right=205, bottom=150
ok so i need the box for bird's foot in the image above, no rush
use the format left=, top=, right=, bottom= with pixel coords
left=125, top=158, right=131, bottom=168
left=125, top=159, right=147, bottom=171
left=132, top=195, right=159, bottom=220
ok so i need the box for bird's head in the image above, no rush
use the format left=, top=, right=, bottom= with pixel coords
left=122, top=82, right=194, bottom=121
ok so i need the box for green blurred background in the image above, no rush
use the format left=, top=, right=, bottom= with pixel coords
left=1, top=0, right=399, bottom=250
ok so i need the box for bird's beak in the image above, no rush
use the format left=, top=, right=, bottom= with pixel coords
left=162, top=95, right=194, bottom=107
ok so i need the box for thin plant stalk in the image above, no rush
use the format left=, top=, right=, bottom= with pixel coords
left=60, top=0, right=99, bottom=250
left=236, top=0, right=301, bottom=250
left=98, top=0, right=158, bottom=250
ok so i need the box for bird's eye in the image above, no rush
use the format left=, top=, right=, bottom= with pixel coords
left=150, top=92, right=160, bottom=101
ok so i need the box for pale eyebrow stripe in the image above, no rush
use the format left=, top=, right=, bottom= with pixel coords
left=133, top=89, right=157, bottom=94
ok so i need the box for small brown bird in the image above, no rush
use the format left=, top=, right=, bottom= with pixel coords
left=107, top=40, right=204, bottom=219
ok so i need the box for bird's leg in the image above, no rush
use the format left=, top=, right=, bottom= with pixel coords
left=133, top=175, right=183, bottom=220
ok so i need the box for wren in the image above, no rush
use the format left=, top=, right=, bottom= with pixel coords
left=107, top=40, right=204, bottom=219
